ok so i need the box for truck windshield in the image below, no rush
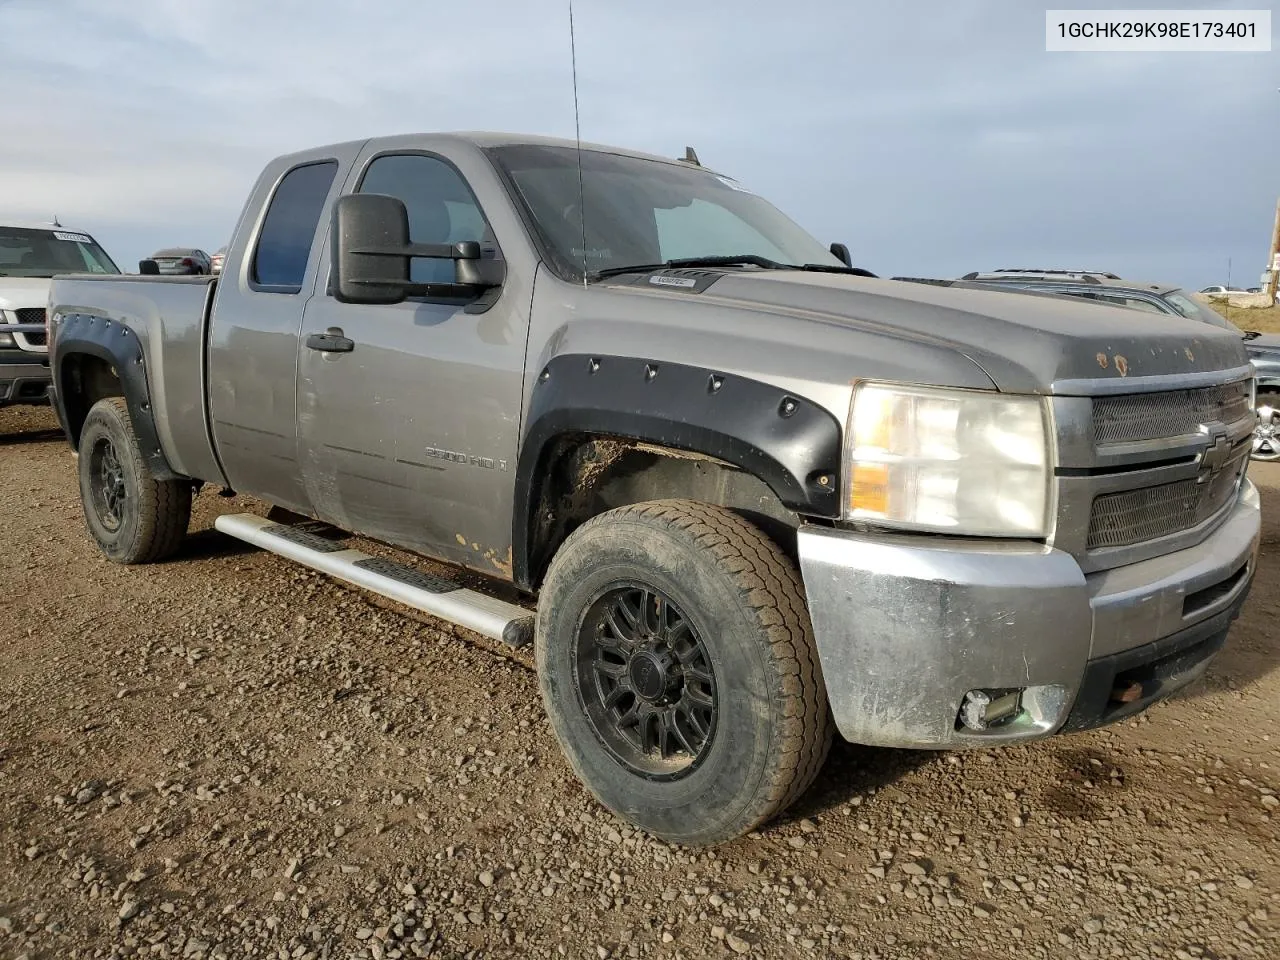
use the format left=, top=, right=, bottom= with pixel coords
left=486, top=144, right=842, bottom=280
left=0, top=227, right=121, bottom=278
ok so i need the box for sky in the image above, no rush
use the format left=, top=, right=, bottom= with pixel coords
left=1, top=0, right=1277, bottom=290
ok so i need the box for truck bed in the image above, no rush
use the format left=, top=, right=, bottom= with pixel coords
left=48, top=273, right=223, bottom=484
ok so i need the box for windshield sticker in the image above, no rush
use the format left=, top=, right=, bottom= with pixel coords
left=53, top=231, right=92, bottom=243
left=649, top=275, right=698, bottom=289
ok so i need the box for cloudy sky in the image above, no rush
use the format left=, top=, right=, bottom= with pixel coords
left=2, top=0, right=1276, bottom=289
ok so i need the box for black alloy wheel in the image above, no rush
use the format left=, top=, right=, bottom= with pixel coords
left=575, top=583, right=717, bottom=780
left=76, top=396, right=192, bottom=564
left=535, top=500, right=834, bottom=845
left=89, top=435, right=127, bottom=532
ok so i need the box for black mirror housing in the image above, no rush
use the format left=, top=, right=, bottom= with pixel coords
left=138, top=259, right=159, bottom=275
left=332, top=193, right=506, bottom=305
left=332, top=193, right=413, bottom=305
left=829, top=242, right=852, bottom=268
left=455, top=245, right=506, bottom=288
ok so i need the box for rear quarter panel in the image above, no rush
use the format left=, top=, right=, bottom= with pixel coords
left=50, top=274, right=224, bottom=483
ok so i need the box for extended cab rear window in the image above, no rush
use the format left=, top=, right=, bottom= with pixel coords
left=251, top=160, right=338, bottom=292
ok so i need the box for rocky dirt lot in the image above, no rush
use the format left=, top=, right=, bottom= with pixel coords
left=1, top=403, right=1278, bottom=960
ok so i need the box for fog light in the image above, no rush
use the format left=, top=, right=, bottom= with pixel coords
left=959, top=688, right=1023, bottom=731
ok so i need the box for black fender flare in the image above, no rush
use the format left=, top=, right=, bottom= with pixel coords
left=512, top=354, right=843, bottom=588
left=52, top=312, right=179, bottom=480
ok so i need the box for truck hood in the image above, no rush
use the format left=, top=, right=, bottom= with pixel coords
left=686, top=272, right=1250, bottom=393
left=0, top=277, right=52, bottom=312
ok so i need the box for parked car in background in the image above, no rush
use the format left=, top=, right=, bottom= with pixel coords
left=1242, top=337, right=1280, bottom=461
left=1201, top=285, right=1228, bottom=294
left=899, top=269, right=1239, bottom=331
left=894, top=269, right=1277, bottom=460
left=1253, top=402, right=1280, bottom=461
left=210, top=246, right=227, bottom=275
left=148, top=248, right=213, bottom=275
left=1, top=221, right=121, bottom=408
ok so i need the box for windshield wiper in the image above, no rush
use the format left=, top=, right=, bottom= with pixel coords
left=589, top=255, right=787, bottom=281
left=589, top=255, right=880, bottom=282
left=796, top=263, right=878, bottom=278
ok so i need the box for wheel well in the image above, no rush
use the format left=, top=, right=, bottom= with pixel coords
left=525, top=435, right=801, bottom=589
left=59, top=354, right=123, bottom=449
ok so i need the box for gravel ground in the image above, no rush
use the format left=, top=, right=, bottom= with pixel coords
left=2, top=403, right=1278, bottom=960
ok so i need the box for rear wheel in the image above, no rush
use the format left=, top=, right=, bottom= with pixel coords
left=1253, top=390, right=1280, bottom=462
left=77, top=397, right=191, bottom=563
left=536, top=500, right=832, bottom=845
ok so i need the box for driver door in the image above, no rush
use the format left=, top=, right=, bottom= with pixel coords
left=296, top=147, right=532, bottom=576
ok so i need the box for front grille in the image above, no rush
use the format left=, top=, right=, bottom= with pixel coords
left=1092, top=380, right=1251, bottom=445
left=1087, top=448, right=1247, bottom=549
left=12, top=307, right=47, bottom=346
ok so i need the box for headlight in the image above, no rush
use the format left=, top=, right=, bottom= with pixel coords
left=845, top=382, right=1050, bottom=537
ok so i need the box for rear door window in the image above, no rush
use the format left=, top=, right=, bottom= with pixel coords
left=252, top=160, right=339, bottom=292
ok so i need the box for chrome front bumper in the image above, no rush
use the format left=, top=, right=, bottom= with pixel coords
left=797, top=479, right=1261, bottom=748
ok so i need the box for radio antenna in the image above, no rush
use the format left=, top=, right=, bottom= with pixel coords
left=569, top=0, right=588, bottom=287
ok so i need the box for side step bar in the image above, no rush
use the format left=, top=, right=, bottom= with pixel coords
left=213, top=513, right=535, bottom=648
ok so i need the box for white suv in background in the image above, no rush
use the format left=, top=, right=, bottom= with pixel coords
left=0, top=221, right=122, bottom=407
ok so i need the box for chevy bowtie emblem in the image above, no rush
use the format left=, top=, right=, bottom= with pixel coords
left=1196, top=425, right=1232, bottom=483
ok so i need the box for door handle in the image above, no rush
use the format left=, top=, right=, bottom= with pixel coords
left=306, top=327, right=354, bottom=353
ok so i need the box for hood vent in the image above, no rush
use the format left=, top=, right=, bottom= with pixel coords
left=608, top=268, right=723, bottom=295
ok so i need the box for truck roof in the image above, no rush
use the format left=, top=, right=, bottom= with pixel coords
left=271, top=131, right=726, bottom=176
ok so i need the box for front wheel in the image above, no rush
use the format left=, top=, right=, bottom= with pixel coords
left=536, top=500, right=833, bottom=846
left=1253, top=390, right=1280, bottom=462
left=77, top=397, right=192, bottom=563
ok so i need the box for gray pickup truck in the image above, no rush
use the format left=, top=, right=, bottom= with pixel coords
left=47, top=132, right=1260, bottom=845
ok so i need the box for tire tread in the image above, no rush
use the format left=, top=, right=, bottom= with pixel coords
left=559, top=499, right=833, bottom=839
left=81, top=397, right=191, bottom=564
